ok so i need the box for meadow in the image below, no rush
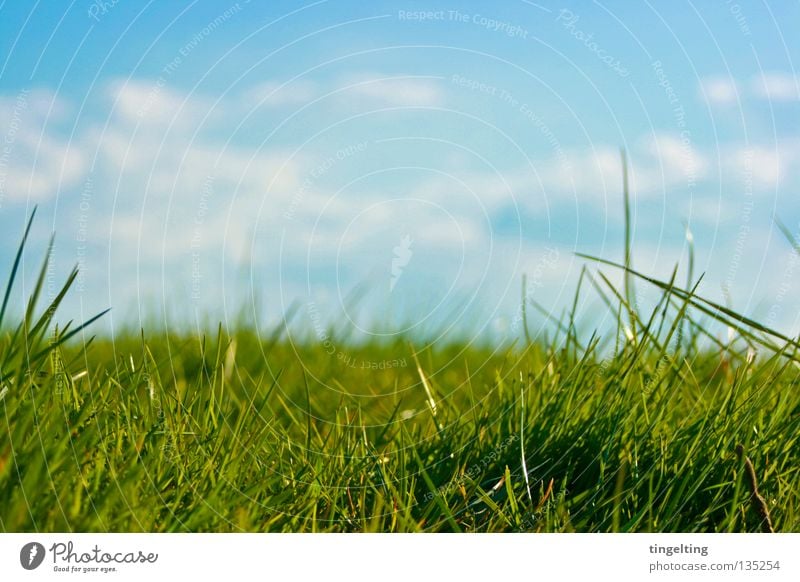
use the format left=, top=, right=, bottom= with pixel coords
left=1, top=208, right=799, bottom=533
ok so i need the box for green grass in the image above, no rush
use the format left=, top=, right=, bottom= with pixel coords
left=1, top=208, right=799, bottom=533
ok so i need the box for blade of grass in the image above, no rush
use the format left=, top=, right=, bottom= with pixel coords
left=0, top=206, right=37, bottom=332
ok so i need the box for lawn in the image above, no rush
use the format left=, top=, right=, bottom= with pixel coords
left=1, top=209, right=799, bottom=532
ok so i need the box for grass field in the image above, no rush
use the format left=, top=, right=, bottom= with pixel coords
left=1, top=209, right=799, bottom=533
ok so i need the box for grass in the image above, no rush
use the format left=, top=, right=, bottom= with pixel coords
left=1, top=206, right=799, bottom=533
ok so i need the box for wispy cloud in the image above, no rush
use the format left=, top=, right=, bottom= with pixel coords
left=699, top=72, right=798, bottom=105
left=338, top=75, right=445, bottom=107
left=726, top=142, right=798, bottom=190
left=644, top=133, right=708, bottom=187
left=699, top=76, right=738, bottom=106
left=0, top=90, right=86, bottom=203
left=1, top=72, right=797, bottom=329
left=530, top=135, right=708, bottom=203
left=108, top=79, right=216, bottom=128
left=751, top=72, right=799, bottom=102
left=243, top=79, right=318, bottom=108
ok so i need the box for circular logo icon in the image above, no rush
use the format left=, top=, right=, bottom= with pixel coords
left=20, top=542, right=46, bottom=570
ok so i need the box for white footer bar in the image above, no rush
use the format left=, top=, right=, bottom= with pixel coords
left=2, top=533, right=798, bottom=581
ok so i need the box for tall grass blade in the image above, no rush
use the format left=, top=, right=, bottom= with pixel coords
left=0, top=206, right=37, bottom=331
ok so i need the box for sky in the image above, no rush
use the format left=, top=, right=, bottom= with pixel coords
left=1, top=0, right=799, bottom=344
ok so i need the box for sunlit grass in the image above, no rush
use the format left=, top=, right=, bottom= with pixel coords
left=1, top=205, right=798, bottom=533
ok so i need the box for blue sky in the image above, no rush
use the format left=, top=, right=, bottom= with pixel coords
left=1, top=0, right=799, bottom=343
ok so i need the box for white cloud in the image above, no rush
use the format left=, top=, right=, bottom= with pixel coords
left=727, top=144, right=790, bottom=190
left=386, top=135, right=712, bottom=224
left=751, top=72, right=799, bottom=102
left=4, top=77, right=798, bottom=334
left=339, top=75, right=444, bottom=107
left=699, top=76, right=738, bottom=106
left=0, top=89, right=86, bottom=203
left=544, top=148, right=621, bottom=201
left=645, top=133, right=708, bottom=186
left=90, top=126, right=157, bottom=175
left=243, top=80, right=318, bottom=108
left=530, top=135, right=708, bottom=204
left=745, top=146, right=783, bottom=188
left=108, top=79, right=215, bottom=127
left=92, top=135, right=304, bottom=263
left=0, top=89, right=70, bottom=121
left=682, top=196, right=739, bottom=225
